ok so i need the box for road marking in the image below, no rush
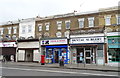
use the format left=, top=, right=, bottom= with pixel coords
left=0, top=67, right=118, bottom=77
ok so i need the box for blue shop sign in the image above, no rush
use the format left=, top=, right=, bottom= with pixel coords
left=108, top=37, right=120, bottom=48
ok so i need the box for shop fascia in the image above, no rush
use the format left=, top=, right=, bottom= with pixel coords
left=0, top=41, right=17, bottom=47
left=70, top=36, right=105, bottom=44
left=40, top=38, right=68, bottom=45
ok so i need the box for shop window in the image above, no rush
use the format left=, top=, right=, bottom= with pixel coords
left=46, top=48, right=53, bottom=63
left=108, top=49, right=120, bottom=62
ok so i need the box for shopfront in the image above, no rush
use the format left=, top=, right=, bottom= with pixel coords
left=17, top=39, right=40, bottom=62
left=0, top=41, right=17, bottom=61
left=41, top=38, right=70, bottom=64
left=107, top=32, right=120, bottom=66
left=70, top=36, right=106, bottom=65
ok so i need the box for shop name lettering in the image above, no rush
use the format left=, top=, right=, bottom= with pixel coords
left=50, top=40, right=66, bottom=42
left=42, top=39, right=66, bottom=45
left=72, top=38, right=102, bottom=42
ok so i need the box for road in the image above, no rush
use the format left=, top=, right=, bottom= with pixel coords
left=0, top=63, right=119, bottom=78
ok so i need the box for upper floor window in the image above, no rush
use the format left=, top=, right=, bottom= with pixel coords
left=116, top=14, right=120, bottom=25
left=88, top=17, right=94, bottom=27
left=22, top=26, right=26, bottom=34
left=105, top=15, right=111, bottom=26
left=7, top=27, right=12, bottom=34
left=13, top=26, right=17, bottom=34
left=28, top=25, right=32, bottom=33
left=64, top=31, right=69, bottom=38
left=78, top=18, right=84, bottom=28
left=56, top=32, right=62, bottom=37
left=57, top=21, right=62, bottom=30
left=38, top=24, right=42, bottom=31
left=45, top=23, right=50, bottom=31
left=0, top=28, right=4, bottom=35
left=65, top=20, right=71, bottom=29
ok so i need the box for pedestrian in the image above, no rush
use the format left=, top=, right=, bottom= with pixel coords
left=2, top=56, right=6, bottom=63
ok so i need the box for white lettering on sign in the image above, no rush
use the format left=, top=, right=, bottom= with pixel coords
left=0, top=42, right=17, bottom=47
left=41, top=39, right=67, bottom=45
left=70, top=37, right=104, bottom=44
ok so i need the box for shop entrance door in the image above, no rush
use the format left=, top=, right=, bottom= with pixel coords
left=25, top=50, right=33, bottom=62
left=77, top=48, right=84, bottom=63
left=53, top=48, right=59, bottom=63
left=85, top=50, right=91, bottom=64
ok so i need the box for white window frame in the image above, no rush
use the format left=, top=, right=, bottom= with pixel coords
left=57, top=21, right=62, bottom=30
left=28, top=25, right=32, bottom=33
left=13, top=26, right=17, bottom=34
left=116, top=14, right=120, bottom=25
left=78, top=18, right=84, bottom=28
left=65, top=20, right=71, bottom=29
left=45, top=23, right=50, bottom=31
left=88, top=17, right=94, bottom=27
left=104, top=15, right=111, bottom=26
left=8, top=27, right=12, bottom=34
left=22, top=26, right=26, bottom=34
left=38, top=24, right=42, bottom=31
left=0, top=28, right=4, bottom=35
left=56, top=32, right=62, bottom=37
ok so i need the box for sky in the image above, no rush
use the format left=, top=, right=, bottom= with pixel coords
left=0, top=0, right=120, bottom=23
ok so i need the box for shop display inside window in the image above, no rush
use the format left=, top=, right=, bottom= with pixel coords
left=108, top=49, right=120, bottom=62
left=46, top=49, right=53, bottom=63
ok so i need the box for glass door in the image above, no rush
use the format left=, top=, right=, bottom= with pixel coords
left=85, top=50, right=91, bottom=64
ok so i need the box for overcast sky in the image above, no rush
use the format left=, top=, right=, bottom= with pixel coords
left=0, top=0, right=120, bottom=23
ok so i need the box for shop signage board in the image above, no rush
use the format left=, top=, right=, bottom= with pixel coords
left=0, top=42, right=17, bottom=47
left=41, top=39, right=67, bottom=45
left=70, top=37, right=104, bottom=44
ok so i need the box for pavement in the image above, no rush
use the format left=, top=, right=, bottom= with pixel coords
left=1, top=62, right=120, bottom=72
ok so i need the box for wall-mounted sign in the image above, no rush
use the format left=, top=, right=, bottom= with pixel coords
left=41, top=39, right=67, bottom=45
left=0, top=42, right=17, bottom=47
left=70, top=37, right=104, bottom=44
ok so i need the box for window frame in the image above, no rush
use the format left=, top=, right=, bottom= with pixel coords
left=65, top=20, right=71, bottom=29
left=22, top=26, right=26, bottom=34
left=104, top=15, right=111, bottom=26
left=45, top=23, right=50, bottom=31
left=78, top=18, right=84, bottom=28
left=8, top=27, right=12, bottom=34
left=28, top=25, right=32, bottom=33
left=88, top=17, right=94, bottom=27
left=38, top=24, right=42, bottom=31
left=57, top=21, right=62, bottom=30
left=13, top=26, right=17, bottom=34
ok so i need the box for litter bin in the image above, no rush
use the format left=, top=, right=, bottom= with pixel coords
left=41, top=55, right=45, bottom=65
left=59, top=56, right=64, bottom=67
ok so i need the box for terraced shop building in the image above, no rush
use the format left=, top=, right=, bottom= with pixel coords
left=0, top=21, right=19, bottom=61
left=99, top=6, right=120, bottom=66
